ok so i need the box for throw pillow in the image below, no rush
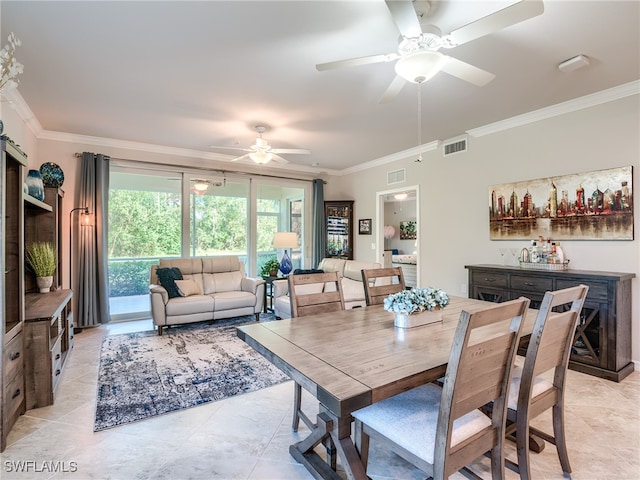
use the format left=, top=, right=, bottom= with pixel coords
left=175, top=279, right=202, bottom=297
left=293, top=269, right=324, bottom=275
left=155, top=267, right=183, bottom=299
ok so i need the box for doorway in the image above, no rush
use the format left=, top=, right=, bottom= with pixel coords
left=376, top=185, right=420, bottom=287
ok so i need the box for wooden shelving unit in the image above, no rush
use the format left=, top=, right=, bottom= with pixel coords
left=1, top=138, right=27, bottom=451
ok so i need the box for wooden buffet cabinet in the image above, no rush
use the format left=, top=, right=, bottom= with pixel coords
left=466, top=264, right=635, bottom=382
left=1, top=137, right=73, bottom=451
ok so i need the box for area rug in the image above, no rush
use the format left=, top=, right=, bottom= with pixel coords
left=94, top=315, right=288, bottom=431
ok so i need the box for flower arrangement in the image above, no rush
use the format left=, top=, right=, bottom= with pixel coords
left=0, top=32, right=24, bottom=93
left=383, top=286, right=450, bottom=315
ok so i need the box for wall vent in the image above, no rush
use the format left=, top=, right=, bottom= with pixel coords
left=443, top=136, right=468, bottom=157
left=387, top=168, right=406, bottom=185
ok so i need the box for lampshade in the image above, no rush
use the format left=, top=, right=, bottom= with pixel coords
left=273, top=232, right=298, bottom=249
left=249, top=150, right=273, bottom=164
left=394, top=51, right=447, bottom=83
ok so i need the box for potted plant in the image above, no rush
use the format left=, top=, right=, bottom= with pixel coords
left=260, top=257, right=281, bottom=278
left=383, top=286, right=450, bottom=328
left=25, top=242, right=56, bottom=293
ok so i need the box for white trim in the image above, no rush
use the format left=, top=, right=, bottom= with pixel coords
left=8, top=81, right=639, bottom=175
left=467, top=80, right=640, bottom=138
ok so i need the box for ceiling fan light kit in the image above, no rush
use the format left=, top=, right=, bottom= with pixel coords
left=395, top=51, right=447, bottom=83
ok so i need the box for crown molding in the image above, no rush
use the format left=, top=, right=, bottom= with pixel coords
left=467, top=80, right=640, bottom=138
left=8, top=81, right=638, bottom=177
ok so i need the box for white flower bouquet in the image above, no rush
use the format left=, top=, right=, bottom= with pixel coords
left=0, top=33, right=24, bottom=93
left=383, top=287, right=450, bottom=315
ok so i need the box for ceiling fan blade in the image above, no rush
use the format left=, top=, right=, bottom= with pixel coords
left=271, top=154, right=289, bottom=164
left=440, top=56, right=495, bottom=86
left=444, top=0, right=544, bottom=47
left=210, top=145, right=252, bottom=153
left=230, top=153, right=252, bottom=162
left=385, top=0, right=422, bottom=38
left=316, top=53, right=396, bottom=71
left=271, top=148, right=311, bottom=155
left=379, top=75, right=407, bottom=104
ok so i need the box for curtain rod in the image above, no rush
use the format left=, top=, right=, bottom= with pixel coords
left=74, top=153, right=326, bottom=184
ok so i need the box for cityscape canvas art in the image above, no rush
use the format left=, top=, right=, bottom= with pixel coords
left=489, top=166, right=633, bottom=240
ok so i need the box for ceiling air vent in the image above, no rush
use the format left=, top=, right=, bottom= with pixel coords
left=443, top=136, right=468, bottom=157
left=387, top=168, right=406, bottom=185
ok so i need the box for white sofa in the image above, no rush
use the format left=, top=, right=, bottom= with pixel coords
left=150, top=256, right=265, bottom=335
left=272, top=257, right=385, bottom=319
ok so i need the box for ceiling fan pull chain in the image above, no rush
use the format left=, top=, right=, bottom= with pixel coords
left=416, top=81, right=423, bottom=163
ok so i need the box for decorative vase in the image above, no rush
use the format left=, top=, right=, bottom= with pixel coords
left=279, top=250, right=293, bottom=275
left=26, top=169, right=45, bottom=201
left=394, top=308, right=443, bottom=329
left=36, top=276, right=53, bottom=293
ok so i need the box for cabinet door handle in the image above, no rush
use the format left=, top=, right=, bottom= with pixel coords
left=12, top=388, right=21, bottom=399
left=483, top=278, right=496, bottom=282
left=10, top=351, right=20, bottom=361
left=524, top=282, right=536, bottom=286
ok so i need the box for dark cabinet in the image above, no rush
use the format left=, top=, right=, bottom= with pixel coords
left=325, top=201, right=354, bottom=260
left=466, top=264, right=635, bottom=382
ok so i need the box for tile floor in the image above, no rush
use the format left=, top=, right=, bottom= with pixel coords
left=2, top=318, right=639, bottom=480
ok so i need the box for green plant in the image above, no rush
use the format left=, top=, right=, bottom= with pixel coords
left=260, top=257, right=281, bottom=277
left=25, top=242, right=56, bottom=277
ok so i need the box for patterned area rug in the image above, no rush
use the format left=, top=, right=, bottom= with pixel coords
left=94, top=315, right=288, bottom=431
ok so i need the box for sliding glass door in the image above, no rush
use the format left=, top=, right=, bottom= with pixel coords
left=108, top=165, right=310, bottom=321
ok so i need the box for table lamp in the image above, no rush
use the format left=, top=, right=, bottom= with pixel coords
left=273, top=232, right=298, bottom=275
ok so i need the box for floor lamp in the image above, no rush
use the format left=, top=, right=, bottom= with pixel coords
left=273, top=232, right=298, bottom=275
left=69, top=207, right=90, bottom=332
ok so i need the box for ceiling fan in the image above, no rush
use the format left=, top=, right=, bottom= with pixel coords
left=210, top=125, right=311, bottom=165
left=316, top=0, right=544, bottom=103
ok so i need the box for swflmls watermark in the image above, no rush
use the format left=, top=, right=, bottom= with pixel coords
left=4, top=460, right=78, bottom=473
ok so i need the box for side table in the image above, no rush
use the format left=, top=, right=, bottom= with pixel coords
left=262, top=275, right=280, bottom=314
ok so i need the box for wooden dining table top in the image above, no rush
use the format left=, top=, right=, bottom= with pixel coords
left=237, top=295, right=538, bottom=418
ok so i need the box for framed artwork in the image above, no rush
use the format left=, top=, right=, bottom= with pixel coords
left=359, top=218, right=372, bottom=235
left=325, top=201, right=354, bottom=259
left=399, top=221, right=417, bottom=240
left=489, top=165, right=633, bottom=240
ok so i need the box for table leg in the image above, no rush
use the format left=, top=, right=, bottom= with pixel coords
left=290, top=411, right=368, bottom=480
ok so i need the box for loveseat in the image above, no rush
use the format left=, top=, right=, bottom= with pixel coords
left=150, top=256, right=265, bottom=335
left=272, top=257, right=385, bottom=319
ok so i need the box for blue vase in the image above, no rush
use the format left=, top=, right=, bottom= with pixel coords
left=26, top=169, right=45, bottom=201
left=279, top=250, right=293, bottom=275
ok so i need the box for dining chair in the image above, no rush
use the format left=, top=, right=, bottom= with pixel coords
left=353, top=296, right=530, bottom=480
left=288, top=272, right=345, bottom=432
left=502, top=284, right=588, bottom=480
left=361, top=267, right=405, bottom=306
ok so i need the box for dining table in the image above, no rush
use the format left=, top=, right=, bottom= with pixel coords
left=236, top=295, right=537, bottom=480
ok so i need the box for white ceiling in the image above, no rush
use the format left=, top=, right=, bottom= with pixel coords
left=2, top=1, right=639, bottom=174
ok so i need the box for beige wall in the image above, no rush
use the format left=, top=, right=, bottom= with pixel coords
left=326, top=94, right=640, bottom=364
left=3, top=91, right=639, bottom=364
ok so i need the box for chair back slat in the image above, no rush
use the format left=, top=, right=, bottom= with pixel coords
left=288, top=272, right=345, bottom=318
left=361, top=267, right=405, bottom=306
left=522, top=285, right=588, bottom=392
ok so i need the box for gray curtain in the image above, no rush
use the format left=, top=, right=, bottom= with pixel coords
left=77, top=152, right=110, bottom=327
left=312, top=179, right=325, bottom=267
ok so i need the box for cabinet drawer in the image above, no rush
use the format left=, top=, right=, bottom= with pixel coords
left=511, top=275, right=553, bottom=293
left=3, top=332, right=24, bottom=384
left=556, top=279, right=608, bottom=302
left=471, top=271, right=508, bottom=288
left=3, top=370, right=25, bottom=424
